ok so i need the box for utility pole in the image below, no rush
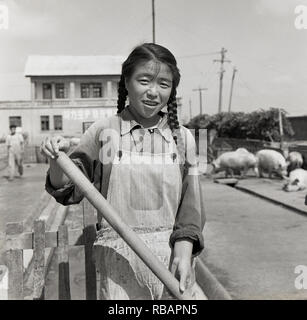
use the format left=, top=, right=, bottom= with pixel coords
left=214, top=47, right=231, bottom=113
left=193, top=87, right=207, bottom=115
left=279, top=108, right=284, bottom=150
left=228, top=67, right=237, bottom=113
left=152, top=0, right=156, bottom=43
left=189, top=98, right=192, bottom=120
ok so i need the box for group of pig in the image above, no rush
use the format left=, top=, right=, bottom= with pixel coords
left=211, top=148, right=307, bottom=192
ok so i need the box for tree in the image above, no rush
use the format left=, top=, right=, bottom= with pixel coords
left=184, top=108, right=294, bottom=142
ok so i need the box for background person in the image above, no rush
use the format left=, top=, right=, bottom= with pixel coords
left=6, top=125, right=24, bottom=181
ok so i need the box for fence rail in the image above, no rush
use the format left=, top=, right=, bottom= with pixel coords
left=5, top=198, right=97, bottom=300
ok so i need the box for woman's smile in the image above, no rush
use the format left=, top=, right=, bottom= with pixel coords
left=142, top=100, right=160, bottom=107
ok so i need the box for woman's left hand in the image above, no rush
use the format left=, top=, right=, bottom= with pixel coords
left=171, top=240, right=195, bottom=293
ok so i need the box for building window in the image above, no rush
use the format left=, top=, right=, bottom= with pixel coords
left=55, top=83, right=67, bottom=99
left=41, top=115, right=50, bottom=131
left=9, top=116, right=22, bottom=128
left=54, top=115, right=63, bottom=130
left=81, top=83, right=90, bottom=98
left=92, top=83, right=102, bottom=98
left=81, top=83, right=103, bottom=98
left=83, top=122, right=94, bottom=133
left=43, top=83, right=52, bottom=99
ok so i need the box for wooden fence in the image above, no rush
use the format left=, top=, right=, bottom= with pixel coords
left=4, top=199, right=233, bottom=300
left=5, top=199, right=97, bottom=300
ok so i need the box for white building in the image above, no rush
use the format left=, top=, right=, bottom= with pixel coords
left=0, top=55, right=124, bottom=145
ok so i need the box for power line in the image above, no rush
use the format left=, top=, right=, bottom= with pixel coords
left=157, top=9, right=223, bottom=50
left=201, top=62, right=219, bottom=87
left=236, top=73, right=266, bottom=106
left=177, top=51, right=221, bottom=59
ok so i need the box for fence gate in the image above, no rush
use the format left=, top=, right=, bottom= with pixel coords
left=5, top=198, right=97, bottom=300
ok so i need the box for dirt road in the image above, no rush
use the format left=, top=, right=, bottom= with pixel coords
left=200, top=176, right=307, bottom=299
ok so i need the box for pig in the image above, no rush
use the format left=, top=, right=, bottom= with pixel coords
left=302, top=154, right=307, bottom=170
left=256, top=149, right=287, bottom=179
left=212, top=148, right=257, bottom=178
left=286, top=151, right=303, bottom=176
left=283, top=168, right=307, bottom=192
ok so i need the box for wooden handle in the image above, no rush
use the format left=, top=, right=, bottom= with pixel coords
left=55, top=151, right=194, bottom=300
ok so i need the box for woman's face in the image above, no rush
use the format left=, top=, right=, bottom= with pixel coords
left=125, top=60, right=173, bottom=119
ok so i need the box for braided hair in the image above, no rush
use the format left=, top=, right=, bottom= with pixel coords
left=117, top=74, right=128, bottom=114
left=117, top=43, right=185, bottom=163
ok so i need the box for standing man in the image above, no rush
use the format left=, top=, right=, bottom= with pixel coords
left=6, top=125, right=24, bottom=181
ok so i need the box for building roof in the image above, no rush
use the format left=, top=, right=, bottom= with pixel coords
left=24, top=55, right=125, bottom=77
left=287, top=113, right=307, bottom=118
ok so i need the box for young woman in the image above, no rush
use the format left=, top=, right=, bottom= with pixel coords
left=41, top=43, right=205, bottom=300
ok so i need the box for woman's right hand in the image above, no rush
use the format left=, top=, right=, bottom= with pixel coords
left=40, top=136, right=70, bottom=160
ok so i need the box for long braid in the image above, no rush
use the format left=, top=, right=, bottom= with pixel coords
left=117, top=74, right=128, bottom=114
left=167, top=89, right=185, bottom=164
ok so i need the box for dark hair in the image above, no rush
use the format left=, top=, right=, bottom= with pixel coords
left=10, top=125, right=17, bottom=129
left=117, top=43, right=185, bottom=162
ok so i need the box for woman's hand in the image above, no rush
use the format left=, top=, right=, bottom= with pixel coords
left=170, top=239, right=195, bottom=293
left=40, top=136, right=70, bottom=160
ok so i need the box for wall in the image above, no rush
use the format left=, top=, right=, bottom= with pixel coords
left=287, top=116, right=307, bottom=141
left=0, top=105, right=116, bottom=145
left=31, top=75, right=119, bottom=100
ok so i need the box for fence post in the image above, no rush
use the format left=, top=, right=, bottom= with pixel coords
left=58, top=224, right=71, bottom=300
left=33, top=220, right=45, bottom=300
left=5, top=222, right=24, bottom=300
left=83, top=199, right=97, bottom=300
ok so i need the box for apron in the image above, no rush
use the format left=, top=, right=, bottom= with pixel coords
left=94, top=130, right=183, bottom=300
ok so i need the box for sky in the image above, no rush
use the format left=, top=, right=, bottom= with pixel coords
left=1, top=0, right=307, bottom=121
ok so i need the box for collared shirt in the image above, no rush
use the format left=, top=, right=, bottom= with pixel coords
left=45, top=107, right=205, bottom=256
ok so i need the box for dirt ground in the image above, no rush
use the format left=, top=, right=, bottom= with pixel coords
left=200, top=175, right=307, bottom=300
left=0, top=163, right=49, bottom=265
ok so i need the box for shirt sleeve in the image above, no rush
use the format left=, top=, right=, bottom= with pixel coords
left=6, top=135, right=11, bottom=147
left=45, top=119, right=104, bottom=206
left=169, top=127, right=206, bottom=257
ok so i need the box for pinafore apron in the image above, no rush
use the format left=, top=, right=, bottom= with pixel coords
left=94, top=129, right=182, bottom=300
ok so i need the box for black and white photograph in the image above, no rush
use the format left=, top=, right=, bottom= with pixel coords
left=1, top=0, right=307, bottom=307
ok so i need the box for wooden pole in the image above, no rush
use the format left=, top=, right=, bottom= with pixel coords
left=82, top=199, right=97, bottom=300
left=228, top=67, right=237, bottom=113
left=279, top=108, right=284, bottom=150
left=54, top=152, right=194, bottom=300
left=33, top=220, right=46, bottom=300
left=58, top=225, right=71, bottom=300
left=214, top=48, right=231, bottom=113
left=193, top=87, right=207, bottom=115
left=6, top=222, right=24, bottom=300
left=152, top=0, right=156, bottom=43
